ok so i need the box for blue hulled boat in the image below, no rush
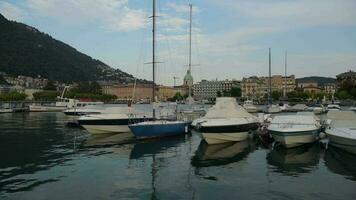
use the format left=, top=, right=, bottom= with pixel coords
left=129, top=120, right=188, bottom=139
left=128, top=0, right=191, bottom=140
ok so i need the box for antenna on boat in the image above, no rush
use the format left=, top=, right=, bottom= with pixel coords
left=268, top=48, right=272, bottom=105
left=283, top=50, right=287, bottom=98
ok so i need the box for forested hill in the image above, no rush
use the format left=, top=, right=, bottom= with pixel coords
left=296, top=76, right=336, bottom=86
left=0, top=14, right=141, bottom=83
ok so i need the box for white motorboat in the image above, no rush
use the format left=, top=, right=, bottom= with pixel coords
left=290, top=104, right=308, bottom=112
left=326, top=104, right=341, bottom=112
left=267, top=104, right=281, bottom=114
left=325, top=111, right=356, bottom=154
left=78, top=112, right=153, bottom=135
left=0, top=108, right=13, bottom=113
left=63, top=107, right=102, bottom=116
left=243, top=100, right=258, bottom=113
left=312, top=105, right=325, bottom=114
left=267, top=113, right=321, bottom=148
left=192, top=97, right=260, bottom=144
left=279, top=103, right=291, bottom=112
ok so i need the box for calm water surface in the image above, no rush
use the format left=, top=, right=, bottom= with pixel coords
left=0, top=112, right=356, bottom=200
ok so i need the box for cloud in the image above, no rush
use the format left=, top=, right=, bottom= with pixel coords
left=165, top=2, right=200, bottom=13
left=0, top=1, right=24, bottom=21
left=209, top=0, right=356, bottom=28
left=23, top=0, right=147, bottom=31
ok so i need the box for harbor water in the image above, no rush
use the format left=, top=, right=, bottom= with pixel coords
left=1, top=112, right=356, bottom=200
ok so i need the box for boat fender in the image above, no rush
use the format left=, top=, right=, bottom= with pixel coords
left=319, top=132, right=326, bottom=139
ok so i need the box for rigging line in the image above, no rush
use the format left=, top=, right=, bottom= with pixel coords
left=192, top=13, right=203, bottom=82
left=156, top=0, right=178, bottom=86
left=133, top=17, right=149, bottom=100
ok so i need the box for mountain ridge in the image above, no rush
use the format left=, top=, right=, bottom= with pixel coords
left=0, top=13, right=146, bottom=83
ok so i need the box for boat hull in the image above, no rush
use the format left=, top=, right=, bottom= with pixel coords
left=326, top=129, right=356, bottom=154
left=29, top=105, right=66, bottom=112
left=197, top=123, right=259, bottom=133
left=197, top=123, right=259, bottom=144
left=202, top=132, right=249, bottom=144
left=78, top=117, right=150, bottom=134
left=269, top=130, right=319, bottom=148
left=129, top=122, right=188, bottom=139
left=81, top=125, right=131, bottom=134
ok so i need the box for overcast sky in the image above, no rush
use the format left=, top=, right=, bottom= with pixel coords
left=1, top=0, right=356, bottom=85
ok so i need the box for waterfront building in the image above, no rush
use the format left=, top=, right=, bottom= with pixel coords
left=297, top=80, right=318, bottom=89
left=241, top=76, right=267, bottom=99
left=297, top=80, right=322, bottom=93
left=241, top=75, right=296, bottom=100
left=193, top=79, right=236, bottom=100
left=102, top=83, right=153, bottom=101
left=336, top=70, right=356, bottom=86
left=158, top=86, right=175, bottom=101
left=173, top=85, right=188, bottom=97
left=269, top=75, right=296, bottom=94
left=324, top=83, right=337, bottom=94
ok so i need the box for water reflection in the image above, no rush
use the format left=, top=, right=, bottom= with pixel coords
left=325, top=146, right=356, bottom=181
left=0, top=113, right=85, bottom=194
left=129, top=135, right=187, bottom=160
left=83, top=132, right=134, bottom=148
left=191, top=140, right=253, bottom=167
left=267, top=144, right=321, bottom=176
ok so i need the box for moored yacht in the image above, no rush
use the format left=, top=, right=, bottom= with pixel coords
left=267, top=113, right=321, bottom=148
left=267, top=104, right=281, bottom=114
left=78, top=108, right=153, bottom=134
left=243, top=100, right=258, bottom=113
left=326, top=104, right=341, bottom=112
left=325, top=111, right=356, bottom=154
left=192, top=97, right=260, bottom=144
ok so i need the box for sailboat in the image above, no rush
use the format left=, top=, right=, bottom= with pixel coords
left=128, top=0, right=188, bottom=140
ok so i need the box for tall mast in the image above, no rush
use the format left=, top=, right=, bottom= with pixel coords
left=152, top=0, right=156, bottom=101
left=188, top=4, right=192, bottom=71
left=152, top=0, right=156, bottom=118
left=268, top=48, right=272, bottom=104
left=187, top=4, right=193, bottom=98
left=283, top=50, right=287, bottom=98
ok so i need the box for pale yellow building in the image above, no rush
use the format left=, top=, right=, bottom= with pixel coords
left=102, top=83, right=153, bottom=101
left=158, top=85, right=175, bottom=101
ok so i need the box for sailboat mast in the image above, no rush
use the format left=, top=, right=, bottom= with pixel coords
left=152, top=0, right=156, bottom=102
left=268, top=48, right=272, bottom=104
left=283, top=50, right=287, bottom=98
left=189, top=4, right=192, bottom=71
left=188, top=4, right=193, bottom=98
left=152, top=0, right=156, bottom=118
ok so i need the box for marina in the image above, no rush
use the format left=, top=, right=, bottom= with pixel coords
left=1, top=111, right=356, bottom=199
left=0, top=0, right=356, bottom=199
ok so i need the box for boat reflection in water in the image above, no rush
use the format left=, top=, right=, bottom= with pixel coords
left=83, top=132, right=134, bottom=148
left=129, top=135, right=187, bottom=160
left=191, top=139, right=254, bottom=167
left=267, top=144, right=321, bottom=176
left=325, top=146, right=356, bottom=181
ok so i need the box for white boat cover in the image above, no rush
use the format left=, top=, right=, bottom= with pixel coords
left=292, top=104, right=308, bottom=110
left=271, top=115, right=318, bottom=126
left=203, top=97, right=257, bottom=120
left=327, top=111, right=356, bottom=128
